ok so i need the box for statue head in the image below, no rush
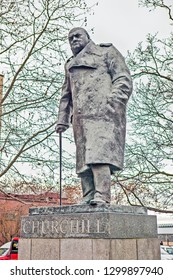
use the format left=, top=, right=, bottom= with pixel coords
left=68, top=27, right=90, bottom=55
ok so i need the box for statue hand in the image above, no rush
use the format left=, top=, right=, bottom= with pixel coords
left=55, top=124, right=68, bottom=133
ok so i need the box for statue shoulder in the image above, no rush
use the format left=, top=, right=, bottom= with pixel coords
left=99, top=43, right=113, bottom=47
left=99, top=43, right=124, bottom=59
left=66, top=56, right=74, bottom=63
left=64, top=56, right=74, bottom=69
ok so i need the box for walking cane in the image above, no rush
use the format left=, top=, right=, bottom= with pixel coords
left=59, top=131, right=62, bottom=206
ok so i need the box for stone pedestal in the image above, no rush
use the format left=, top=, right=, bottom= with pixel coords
left=19, top=205, right=160, bottom=260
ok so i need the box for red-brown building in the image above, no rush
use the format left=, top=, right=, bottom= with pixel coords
left=0, top=186, right=82, bottom=246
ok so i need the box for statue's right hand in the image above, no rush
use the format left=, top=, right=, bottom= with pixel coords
left=55, top=124, right=68, bottom=133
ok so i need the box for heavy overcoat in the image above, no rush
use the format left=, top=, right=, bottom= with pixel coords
left=57, top=40, right=132, bottom=175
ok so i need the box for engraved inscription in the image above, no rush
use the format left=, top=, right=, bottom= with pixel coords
left=21, top=216, right=110, bottom=238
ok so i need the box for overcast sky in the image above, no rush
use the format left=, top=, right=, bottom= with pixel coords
left=84, top=0, right=172, bottom=55
left=81, top=1, right=173, bottom=220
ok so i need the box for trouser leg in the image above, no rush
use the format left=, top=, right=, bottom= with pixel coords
left=80, top=174, right=95, bottom=204
left=90, top=164, right=111, bottom=204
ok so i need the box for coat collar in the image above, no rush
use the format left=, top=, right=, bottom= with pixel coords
left=79, top=40, right=102, bottom=56
left=67, top=41, right=102, bottom=70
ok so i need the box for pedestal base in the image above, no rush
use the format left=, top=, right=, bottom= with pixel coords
left=19, top=205, right=160, bottom=260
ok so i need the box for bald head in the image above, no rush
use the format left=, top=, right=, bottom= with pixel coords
left=68, top=27, right=90, bottom=55
left=68, top=27, right=90, bottom=39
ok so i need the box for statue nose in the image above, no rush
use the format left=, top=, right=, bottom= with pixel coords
left=72, top=38, right=78, bottom=43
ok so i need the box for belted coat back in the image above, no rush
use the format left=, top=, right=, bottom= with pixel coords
left=57, top=40, right=133, bottom=175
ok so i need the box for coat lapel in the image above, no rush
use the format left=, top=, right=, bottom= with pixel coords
left=67, top=41, right=101, bottom=70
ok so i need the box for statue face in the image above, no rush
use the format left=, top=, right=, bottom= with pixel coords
left=68, top=28, right=90, bottom=55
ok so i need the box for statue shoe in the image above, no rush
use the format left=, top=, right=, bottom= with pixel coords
left=89, top=198, right=108, bottom=205
left=78, top=200, right=91, bottom=205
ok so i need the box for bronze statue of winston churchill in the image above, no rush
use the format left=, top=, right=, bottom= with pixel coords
left=55, top=27, right=132, bottom=205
